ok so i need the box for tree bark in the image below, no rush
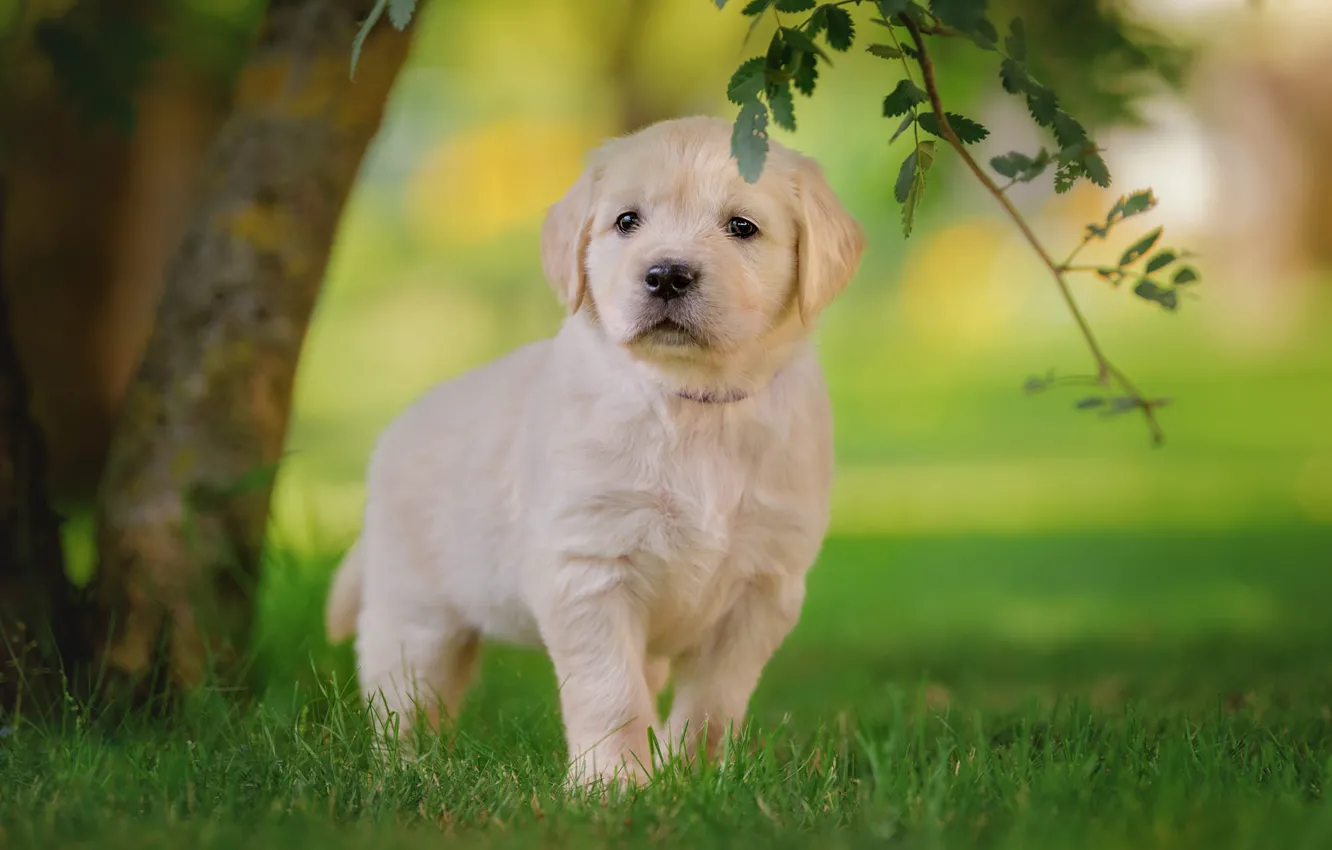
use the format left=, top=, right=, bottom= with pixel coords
left=93, top=0, right=419, bottom=697
left=0, top=178, right=87, bottom=716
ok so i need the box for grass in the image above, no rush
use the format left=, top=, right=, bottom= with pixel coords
left=4, top=529, right=1331, bottom=849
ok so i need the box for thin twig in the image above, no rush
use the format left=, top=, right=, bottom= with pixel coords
left=899, top=15, right=1164, bottom=445
left=1061, top=234, right=1095, bottom=270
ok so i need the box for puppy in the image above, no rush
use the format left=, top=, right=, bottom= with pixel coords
left=325, top=115, right=865, bottom=787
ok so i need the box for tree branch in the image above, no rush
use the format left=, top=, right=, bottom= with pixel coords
left=900, top=15, right=1164, bottom=445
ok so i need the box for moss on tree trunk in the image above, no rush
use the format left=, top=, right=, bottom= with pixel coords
left=93, top=0, right=418, bottom=697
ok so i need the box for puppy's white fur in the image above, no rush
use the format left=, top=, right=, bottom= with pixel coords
left=325, top=116, right=864, bottom=786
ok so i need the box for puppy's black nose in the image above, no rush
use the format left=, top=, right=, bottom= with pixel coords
left=643, top=262, right=696, bottom=301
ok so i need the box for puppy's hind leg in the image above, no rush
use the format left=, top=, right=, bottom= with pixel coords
left=356, top=604, right=480, bottom=756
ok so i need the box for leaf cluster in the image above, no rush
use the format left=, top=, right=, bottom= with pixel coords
left=723, top=1, right=859, bottom=182
left=1075, top=190, right=1202, bottom=313
left=720, top=1, right=1115, bottom=238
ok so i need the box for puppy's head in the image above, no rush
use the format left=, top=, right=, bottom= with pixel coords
left=541, top=116, right=864, bottom=373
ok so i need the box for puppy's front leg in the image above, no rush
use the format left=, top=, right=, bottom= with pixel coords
left=539, top=572, right=656, bottom=789
left=662, top=575, right=805, bottom=761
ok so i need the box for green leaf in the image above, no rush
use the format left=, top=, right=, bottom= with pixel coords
left=1082, top=151, right=1111, bottom=188
left=351, top=0, right=388, bottom=78
left=918, top=111, right=990, bottom=144
left=1095, top=267, right=1124, bottom=284
left=1004, top=17, right=1026, bottom=61
left=743, top=0, right=774, bottom=14
left=776, top=0, right=816, bottom=10
left=1132, top=279, right=1162, bottom=301
left=793, top=52, right=819, bottom=96
left=900, top=141, right=932, bottom=238
left=768, top=81, right=797, bottom=131
left=1075, top=396, right=1106, bottom=409
left=732, top=99, right=770, bottom=183
left=1024, top=375, right=1050, bottom=394
left=1173, top=266, right=1200, bottom=285
left=999, top=58, right=1028, bottom=94
left=1018, top=150, right=1051, bottom=181
left=927, top=0, right=997, bottom=48
left=823, top=6, right=855, bottom=51
left=1053, top=160, right=1082, bottom=194
left=876, top=0, right=909, bottom=15
left=1053, top=111, right=1088, bottom=148
left=1144, top=250, right=1177, bottom=274
left=867, top=43, right=904, bottom=59
left=1133, top=279, right=1178, bottom=311
left=716, top=0, right=730, bottom=8
left=917, top=140, right=938, bottom=171
left=387, top=0, right=416, bottom=29
left=890, top=112, right=915, bottom=143
left=767, top=28, right=796, bottom=71
left=1107, top=189, right=1158, bottom=224
left=1119, top=226, right=1164, bottom=267
left=929, top=0, right=989, bottom=34
left=990, top=151, right=1029, bottom=179
left=780, top=26, right=832, bottom=62
left=1025, top=85, right=1058, bottom=127
left=968, top=18, right=999, bottom=50
left=1107, top=396, right=1143, bottom=415
left=990, top=148, right=1049, bottom=182
left=727, top=57, right=767, bottom=105
left=894, top=149, right=918, bottom=205
left=900, top=141, right=936, bottom=238
left=806, top=5, right=829, bottom=36
left=883, top=78, right=928, bottom=116
left=902, top=162, right=927, bottom=238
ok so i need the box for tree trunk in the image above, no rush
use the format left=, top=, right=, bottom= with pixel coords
left=0, top=179, right=87, bottom=715
left=4, top=54, right=228, bottom=507
left=605, top=0, right=672, bottom=134
left=93, top=0, right=419, bottom=698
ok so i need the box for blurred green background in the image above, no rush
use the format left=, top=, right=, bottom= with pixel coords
left=271, top=0, right=1332, bottom=554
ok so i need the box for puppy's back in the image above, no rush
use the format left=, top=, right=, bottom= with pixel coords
left=352, top=339, right=553, bottom=607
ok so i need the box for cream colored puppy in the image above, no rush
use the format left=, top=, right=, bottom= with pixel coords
left=325, top=115, right=864, bottom=787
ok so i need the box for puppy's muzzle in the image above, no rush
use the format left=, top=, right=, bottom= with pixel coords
left=643, top=261, right=697, bottom=303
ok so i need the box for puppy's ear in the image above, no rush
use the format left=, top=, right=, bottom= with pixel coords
left=794, top=157, right=866, bottom=325
left=541, top=163, right=600, bottom=314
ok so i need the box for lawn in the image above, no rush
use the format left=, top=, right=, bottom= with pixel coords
left=4, top=528, right=1330, bottom=849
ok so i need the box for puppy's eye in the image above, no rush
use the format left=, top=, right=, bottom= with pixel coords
left=615, top=211, right=641, bottom=235
left=727, top=217, right=759, bottom=239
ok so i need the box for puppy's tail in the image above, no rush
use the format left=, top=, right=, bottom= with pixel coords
left=325, top=539, right=364, bottom=644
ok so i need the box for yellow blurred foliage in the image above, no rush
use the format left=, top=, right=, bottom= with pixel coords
left=404, top=118, right=595, bottom=247
left=899, top=219, right=1019, bottom=348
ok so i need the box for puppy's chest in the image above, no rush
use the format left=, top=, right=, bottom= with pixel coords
left=596, top=448, right=748, bottom=564
left=595, top=435, right=796, bottom=605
